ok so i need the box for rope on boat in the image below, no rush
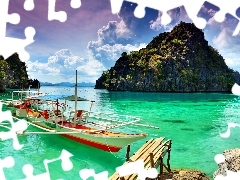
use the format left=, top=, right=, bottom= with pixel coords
left=105, top=119, right=141, bottom=130
left=83, top=111, right=159, bottom=129
left=13, top=116, right=107, bottom=135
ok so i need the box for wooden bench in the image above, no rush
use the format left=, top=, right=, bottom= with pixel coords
left=109, top=137, right=172, bottom=180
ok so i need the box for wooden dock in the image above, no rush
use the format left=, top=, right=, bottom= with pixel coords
left=109, top=137, right=172, bottom=180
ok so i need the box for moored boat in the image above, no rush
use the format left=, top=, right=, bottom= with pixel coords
left=10, top=70, right=159, bottom=152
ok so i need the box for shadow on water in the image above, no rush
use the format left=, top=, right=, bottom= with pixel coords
left=181, top=128, right=194, bottom=131
left=162, top=119, right=185, bottom=123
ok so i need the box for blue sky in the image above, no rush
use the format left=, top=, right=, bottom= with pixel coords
left=6, top=0, right=240, bottom=83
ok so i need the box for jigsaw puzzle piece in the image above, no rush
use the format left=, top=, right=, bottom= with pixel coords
left=48, top=0, right=81, bottom=22
left=79, top=169, right=108, bottom=180
left=205, top=0, right=240, bottom=35
left=0, top=0, right=20, bottom=39
left=0, top=26, right=35, bottom=61
left=220, top=122, right=240, bottom=138
left=0, top=156, right=15, bottom=180
left=21, top=149, right=73, bottom=180
left=116, top=159, right=158, bottom=180
left=234, top=23, right=240, bottom=35
left=183, top=0, right=212, bottom=29
left=197, top=1, right=220, bottom=21
left=24, top=0, right=35, bottom=11
left=71, top=0, right=81, bottom=9
left=207, top=0, right=240, bottom=22
left=22, top=164, right=50, bottom=180
left=110, top=0, right=208, bottom=27
left=0, top=103, right=28, bottom=150
left=48, top=0, right=67, bottom=22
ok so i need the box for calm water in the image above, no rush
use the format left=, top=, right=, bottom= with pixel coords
left=1, top=86, right=240, bottom=179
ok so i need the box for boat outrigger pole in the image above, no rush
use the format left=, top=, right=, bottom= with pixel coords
left=74, top=70, right=77, bottom=127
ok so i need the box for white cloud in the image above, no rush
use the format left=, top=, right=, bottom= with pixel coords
left=88, top=42, right=146, bottom=68
left=88, top=19, right=147, bottom=68
left=150, top=11, right=175, bottom=32
left=212, top=28, right=240, bottom=72
left=27, top=49, right=105, bottom=83
left=94, top=20, right=132, bottom=45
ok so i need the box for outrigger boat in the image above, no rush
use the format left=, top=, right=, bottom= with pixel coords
left=11, top=70, right=159, bottom=152
left=0, top=87, right=45, bottom=115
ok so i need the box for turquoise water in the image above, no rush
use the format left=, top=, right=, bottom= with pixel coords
left=1, top=86, right=240, bottom=179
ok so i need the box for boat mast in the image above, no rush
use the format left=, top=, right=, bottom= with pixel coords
left=74, top=70, right=77, bottom=127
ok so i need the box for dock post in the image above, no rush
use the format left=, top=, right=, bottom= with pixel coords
left=167, top=140, right=172, bottom=171
left=126, top=144, right=130, bottom=161
left=159, top=157, right=163, bottom=174
left=150, top=152, right=154, bottom=168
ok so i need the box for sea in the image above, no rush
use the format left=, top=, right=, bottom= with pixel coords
left=1, top=86, right=240, bottom=180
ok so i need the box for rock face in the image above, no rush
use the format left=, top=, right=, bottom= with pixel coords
left=0, top=53, right=40, bottom=92
left=95, top=22, right=240, bottom=92
left=160, top=169, right=210, bottom=180
left=213, top=148, right=240, bottom=178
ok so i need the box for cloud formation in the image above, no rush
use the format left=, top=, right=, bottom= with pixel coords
left=27, top=49, right=105, bottom=83
left=24, top=1, right=240, bottom=83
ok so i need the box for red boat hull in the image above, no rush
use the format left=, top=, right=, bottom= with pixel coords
left=61, top=134, right=121, bottom=152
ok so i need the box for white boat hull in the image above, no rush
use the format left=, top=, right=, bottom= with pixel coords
left=26, top=115, right=146, bottom=152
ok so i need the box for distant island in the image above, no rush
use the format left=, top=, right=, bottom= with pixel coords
left=40, top=82, right=95, bottom=87
left=95, top=22, right=240, bottom=92
left=0, top=53, right=40, bottom=92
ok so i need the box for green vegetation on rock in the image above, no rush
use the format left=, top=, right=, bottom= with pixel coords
left=95, top=22, right=240, bottom=92
left=0, top=53, right=40, bottom=92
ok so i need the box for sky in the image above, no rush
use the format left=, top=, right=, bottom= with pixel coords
left=6, top=0, right=240, bottom=83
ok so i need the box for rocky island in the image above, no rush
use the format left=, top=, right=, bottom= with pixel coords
left=0, top=53, right=40, bottom=92
left=95, top=22, right=240, bottom=92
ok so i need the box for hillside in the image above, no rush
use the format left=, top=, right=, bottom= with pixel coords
left=95, top=22, right=240, bottom=92
left=0, top=53, right=40, bottom=92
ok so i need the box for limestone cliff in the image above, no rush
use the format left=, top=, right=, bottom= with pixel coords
left=95, top=22, right=240, bottom=92
left=0, top=53, right=40, bottom=92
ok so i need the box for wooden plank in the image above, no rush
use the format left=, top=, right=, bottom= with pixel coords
left=145, top=140, right=171, bottom=171
left=108, top=137, right=170, bottom=180
left=145, top=143, right=168, bottom=169
left=141, top=140, right=168, bottom=163
left=130, top=138, right=164, bottom=162
left=123, top=139, right=166, bottom=180
left=132, top=138, right=154, bottom=154
left=143, top=142, right=169, bottom=169
left=126, top=140, right=170, bottom=180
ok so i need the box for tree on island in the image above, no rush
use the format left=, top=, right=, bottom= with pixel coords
left=0, top=53, right=41, bottom=92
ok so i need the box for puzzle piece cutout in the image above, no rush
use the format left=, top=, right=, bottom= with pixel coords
left=226, top=83, right=240, bottom=139
left=212, top=83, right=240, bottom=179
left=24, top=0, right=35, bottom=11
left=232, top=83, right=240, bottom=96
left=0, top=156, right=15, bottom=180
left=205, top=0, right=240, bottom=35
left=198, top=1, right=240, bottom=36
left=0, top=0, right=82, bottom=61
left=79, top=169, right=109, bottom=180
left=24, top=0, right=81, bottom=22
left=214, top=153, right=240, bottom=179
left=0, top=0, right=35, bottom=61
left=21, top=149, right=73, bottom=180
left=116, top=159, right=158, bottom=180
left=0, top=102, right=28, bottom=150
left=110, top=0, right=240, bottom=35
left=220, top=122, right=240, bottom=138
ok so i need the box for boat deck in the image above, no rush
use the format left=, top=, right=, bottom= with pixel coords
left=58, top=122, right=141, bottom=137
left=108, top=137, right=172, bottom=180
